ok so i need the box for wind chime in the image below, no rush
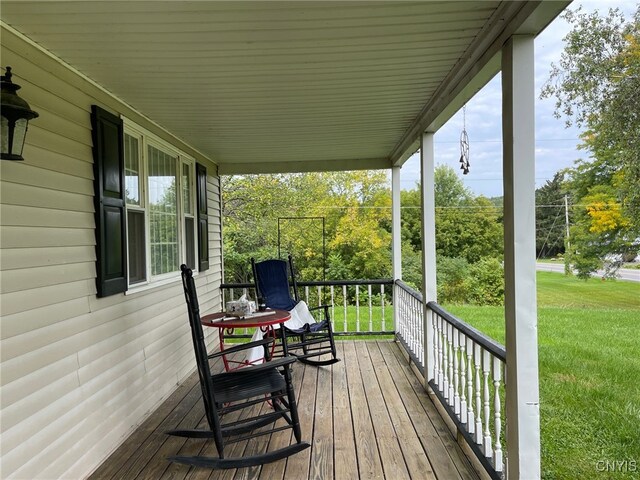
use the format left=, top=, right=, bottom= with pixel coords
left=459, top=105, right=470, bottom=175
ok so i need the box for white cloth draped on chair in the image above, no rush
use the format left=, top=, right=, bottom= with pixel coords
left=245, top=301, right=316, bottom=363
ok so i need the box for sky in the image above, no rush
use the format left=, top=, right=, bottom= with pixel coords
left=399, top=0, right=637, bottom=197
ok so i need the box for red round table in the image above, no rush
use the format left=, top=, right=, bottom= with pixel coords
left=201, top=309, right=291, bottom=371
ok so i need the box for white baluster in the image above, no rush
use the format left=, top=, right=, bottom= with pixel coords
left=413, top=297, right=417, bottom=354
left=432, top=312, right=439, bottom=389
left=407, top=294, right=412, bottom=349
left=381, top=285, right=386, bottom=331
left=398, top=288, right=404, bottom=339
left=419, top=300, right=424, bottom=366
left=342, top=285, right=348, bottom=333
left=305, top=286, right=310, bottom=304
left=437, top=316, right=444, bottom=388
left=459, top=332, right=467, bottom=424
left=356, top=285, right=360, bottom=332
left=330, top=286, right=335, bottom=331
left=447, top=323, right=455, bottom=403
left=409, top=294, right=414, bottom=352
left=453, top=329, right=461, bottom=416
left=404, top=290, right=409, bottom=341
left=317, top=285, right=322, bottom=307
left=482, top=350, right=493, bottom=458
left=474, top=343, right=483, bottom=444
left=416, top=298, right=421, bottom=358
left=493, top=356, right=504, bottom=472
left=466, top=337, right=475, bottom=433
left=368, top=284, right=373, bottom=332
left=442, top=320, right=449, bottom=400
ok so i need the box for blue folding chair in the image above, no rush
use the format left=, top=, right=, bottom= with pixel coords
left=252, top=256, right=340, bottom=367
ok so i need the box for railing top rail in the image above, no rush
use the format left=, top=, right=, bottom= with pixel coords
left=220, top=279, right=394, bottom=290
left=427, top=301, right=506, bottom=362
left=220, top=282, right=254, bottom=289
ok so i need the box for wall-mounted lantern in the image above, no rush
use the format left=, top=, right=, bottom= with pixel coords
left=1, top=66, right=39, bottom=161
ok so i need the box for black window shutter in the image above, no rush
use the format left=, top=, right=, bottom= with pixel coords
left=91, top=105, right=128, bottom=297
left=196, top=163, right=209, bottom=271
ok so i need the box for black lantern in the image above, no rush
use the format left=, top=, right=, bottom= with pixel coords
left=1, top=66, right=39, bottom=161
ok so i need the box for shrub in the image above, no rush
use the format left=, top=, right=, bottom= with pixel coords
left=436, top=257, right=471, bottom=304
left=468, top=257, right=504, bottom=306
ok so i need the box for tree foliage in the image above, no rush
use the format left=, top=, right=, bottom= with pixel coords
left=536, top=172, right=567, bottom=258
left=401, top=166, right=502, bottom=264
left=542, top=6, right=640, bottom=277
left=401, top=165, right=504, bottom=303
left=223, top=165, right=504, bottom=305
left=222, top=171, right=391, bottom=283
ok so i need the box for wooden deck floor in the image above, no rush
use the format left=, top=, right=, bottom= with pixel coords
left=89, top=340, right=479, bottom=480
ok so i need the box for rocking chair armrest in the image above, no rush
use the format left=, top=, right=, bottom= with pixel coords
left=229, top=356, right=297, bottom=375
left=207, top=337, right=274, bottom=359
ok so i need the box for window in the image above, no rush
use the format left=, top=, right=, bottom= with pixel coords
left=123, top=121, right=198, bottom=287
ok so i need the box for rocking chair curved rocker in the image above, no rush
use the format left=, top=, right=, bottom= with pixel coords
left=166, top=265, right=310, bottom=470
left=251, top=256, right=340, bottom=367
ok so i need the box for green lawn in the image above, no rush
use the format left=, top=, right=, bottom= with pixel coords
left=445, top=272, right=640, bottom=479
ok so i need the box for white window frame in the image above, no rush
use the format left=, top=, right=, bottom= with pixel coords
left=123, top=117, right=198, bottom=291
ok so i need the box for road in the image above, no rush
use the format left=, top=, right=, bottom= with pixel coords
left=536, top=262, right=640, bottom=283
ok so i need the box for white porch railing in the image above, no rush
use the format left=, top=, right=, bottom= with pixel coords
left=220, top=279, right=394, bottom=336
left=221, top=278, right=506, bottom=478
left=394, top=280, right=507, bottom=480
left=394, top=279, right=425, bottom=371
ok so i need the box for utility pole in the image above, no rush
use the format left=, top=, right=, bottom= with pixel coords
left=564, top=194, right=570, bottom=246
left=564, top=194, right=571, bottom=275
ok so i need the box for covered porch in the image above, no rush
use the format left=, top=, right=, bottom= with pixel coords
left=1, top=2, right=570, bottom=479
left=89, top=340, right=479, bottom=480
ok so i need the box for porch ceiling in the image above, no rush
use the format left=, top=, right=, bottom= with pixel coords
left=1, top=1, right=569, bottom=174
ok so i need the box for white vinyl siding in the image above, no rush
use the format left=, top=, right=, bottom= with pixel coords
left=0, top=26, right=222, bottom=480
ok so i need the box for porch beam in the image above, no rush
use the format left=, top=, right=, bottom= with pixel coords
left=502, top=35, right=540, bottom=479
left=218, top=156, right=390, bottom=175
left=420, top=132, right=437, bottom=383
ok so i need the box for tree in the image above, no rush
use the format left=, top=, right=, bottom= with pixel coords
left=568, top=185, right=636, bottom=279
left=400, top=165, right=504, bottom=297
left=434, top=164, right=472, bottom=206
left=535, top=172, right=567, bottom=258
left=400, top=186, right=422, bottom=251
left=542, top=6, right=640, bottom=277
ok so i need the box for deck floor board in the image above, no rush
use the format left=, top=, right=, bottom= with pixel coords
left=89, top=340, right=480, bottom=480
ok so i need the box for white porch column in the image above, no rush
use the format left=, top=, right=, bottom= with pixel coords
left=502, top=35, right=540, bottom=479
left=391, top=166, right=402, bottom=332
left=392, top=166, right=402, bottom=281
left=420, top=132, right=437, bottom=383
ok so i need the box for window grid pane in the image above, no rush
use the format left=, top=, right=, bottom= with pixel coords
left=183, top=163, right=193, bottom=215
left=127, top=210, right=146, bottom=283
left=148, top=145, right=179, bottom=276
left=185, top=217, right=195, bottom=269
left=124, top=134, right=140, bottom=206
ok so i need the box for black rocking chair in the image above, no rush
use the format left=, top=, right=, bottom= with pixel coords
left=166, top=265, right=310, bottom=469
left=251, top=256, right=340, bottom=367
